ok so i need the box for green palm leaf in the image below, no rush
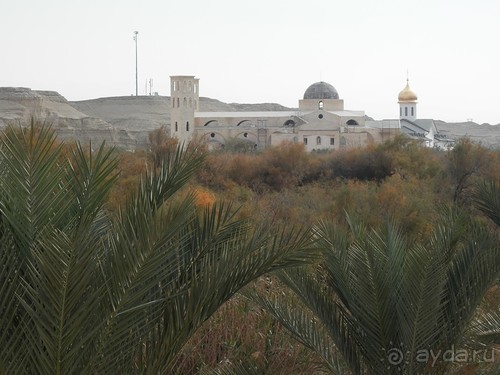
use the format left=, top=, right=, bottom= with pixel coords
left=253, top=209, right=500, bottom=374
left=0, top=121, right=319, bottom=374
left=0, top=120, right=70, bottom=256
left=473, top=179, right=500, bottom=226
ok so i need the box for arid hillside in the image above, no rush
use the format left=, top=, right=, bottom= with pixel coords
left=1, top=87, right=499, bottom=149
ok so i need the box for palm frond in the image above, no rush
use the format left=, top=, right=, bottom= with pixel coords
left=442, top=221, right=500, bottom=345
left=464, top=309, right=500, bottom=348
left=203, top=358, right=261, bottom=375
left=138, top=143, right=205, bottom=210
left=7, top=137, right=118, bottom=374
left=66, top=141, right=118, bottom=225
left=0, top=121, right=70, bottom=256
left=256, top=208, right=500, bottom=375
left=152, top=222, right=319, bottom=374
left=244, top=284, right=353, bottom=374
left=396, top=242, right=447, bottom=373
left=473, top=179, right=500, bottom=226
left=0, top=229, right=28, bottom=372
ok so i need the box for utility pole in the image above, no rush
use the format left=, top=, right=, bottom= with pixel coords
left=133, top=31, right=139, bottom=96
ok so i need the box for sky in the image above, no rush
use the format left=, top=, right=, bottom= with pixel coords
left=2, top=0, right=499, bottom=124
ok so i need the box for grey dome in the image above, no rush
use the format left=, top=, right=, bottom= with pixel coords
left=303, top=81, right=339, bottom=100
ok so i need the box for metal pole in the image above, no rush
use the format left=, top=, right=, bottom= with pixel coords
left=134, top=31, right=138, bottom=96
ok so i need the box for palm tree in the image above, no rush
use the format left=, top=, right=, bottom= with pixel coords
left=250, top=210, right=500, bottom=374
left=0, top=121, right=317, bottom=374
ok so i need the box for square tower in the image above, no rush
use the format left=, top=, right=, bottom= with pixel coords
left=170, top=75, right=199, bottom=145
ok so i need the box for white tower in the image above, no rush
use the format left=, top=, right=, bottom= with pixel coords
left=170, top=75, right=199, bottom=145
left=398, top=79, right=418, bottom=122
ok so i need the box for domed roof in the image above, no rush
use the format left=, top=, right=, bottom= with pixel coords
left=303, top=81, right=339, bottom=100
left=398, top=80, right=418, bottom=102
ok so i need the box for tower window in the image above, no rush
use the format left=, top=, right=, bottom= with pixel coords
left=316, top=136, right=321, bottom=145
left=183, top=98, right=187, bottom=107
left=186, top=121, right=189, bottom=131
left=175, top=122, right=178, bottom=132
left=405, top=107, right=408, bottom=116
left=400, top=107, right=402, bottom=116
left=411, top=107, right=414, bottom=116
left=318, top=101, right=324, bottom=110
left=330, top=138, right=335, bottom=145
left=303, top=137, right=308, bottom=145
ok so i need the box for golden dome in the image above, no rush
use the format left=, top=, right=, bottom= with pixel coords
left=398, top=80, right=418, bottom=102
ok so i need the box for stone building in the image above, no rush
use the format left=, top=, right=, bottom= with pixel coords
left=169, top=75, right=451, bottom=150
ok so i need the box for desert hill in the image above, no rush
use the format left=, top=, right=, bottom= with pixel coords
left=1, top=87, right=499, bottom=149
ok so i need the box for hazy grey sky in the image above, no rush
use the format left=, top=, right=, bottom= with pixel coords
left=2, top=0, right=499, bottom=124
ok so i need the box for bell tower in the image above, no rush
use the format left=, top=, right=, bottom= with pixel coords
left=170, top=75, right=199, bottom=145
left=398, top=78, right=418, bottom=122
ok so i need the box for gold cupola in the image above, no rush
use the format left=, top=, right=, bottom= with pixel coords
left=398, top=79, right=418, bottom=102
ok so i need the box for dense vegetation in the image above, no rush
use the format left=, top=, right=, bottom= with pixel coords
left=1, top=123, right=498, bottom=374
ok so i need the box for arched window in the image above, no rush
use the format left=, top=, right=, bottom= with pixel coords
left=204, top=120, right=217, bottom=127
left=176, top=98, right=180, bottom=107
left=189, top=98, right=193, bottom=108
left=172, top=98, right=175, bottom=108
left=237, top=120, right=251, bottom=127
left=318, top=101, right=324, bottom=110
left=316, top=136, right=321, bottom=145
left=411, top=107, right=414, bottom=116
left=346, top=119, right=359, bottom=126
left=405, top=107, right=408, bottom=116
left=400, top=107, right=402, bottom=116
left=183, top=98, right=187, bottom=107
left=175, top=122, right=178, bottom=132
left=186, top=121, right=189, bottom=131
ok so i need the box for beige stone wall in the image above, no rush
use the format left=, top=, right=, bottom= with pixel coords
left=269, top=132, right=297, bottom=147
left=299, top=98, right=344, bottom=111
left=298, top=130, right=341, bottom=152
left=194, top=115, right=291, bottom=128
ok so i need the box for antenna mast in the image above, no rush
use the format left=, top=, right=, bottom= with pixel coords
left=133, top=31, right=139, bottom=96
